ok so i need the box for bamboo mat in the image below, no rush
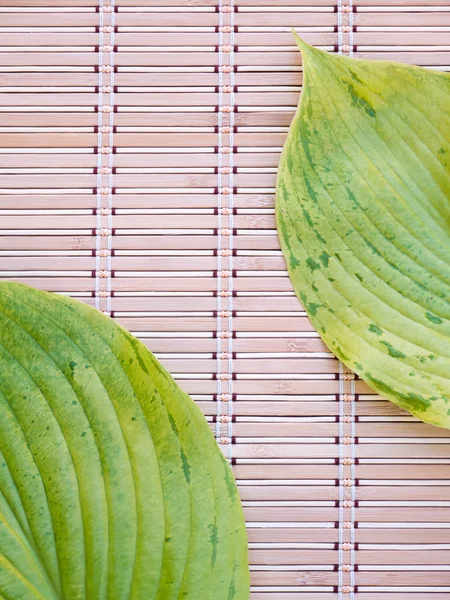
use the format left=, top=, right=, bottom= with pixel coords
left=1, top=0, right=450, bottom=598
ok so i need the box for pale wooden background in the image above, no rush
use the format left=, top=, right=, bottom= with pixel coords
left=1, top=0, right=450, bottom=598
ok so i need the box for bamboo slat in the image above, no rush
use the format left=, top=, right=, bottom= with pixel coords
left=1, top=0, right=449, bottom=598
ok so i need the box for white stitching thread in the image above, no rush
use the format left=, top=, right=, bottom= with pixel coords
left=96, top=0, right=114, bottom=314
left=216, top=1, right=234, bottom=461
left=349, top=0, right=354, bottom=57
left=338, top=361, right=344, bottom=600
left=216, top=0, right=224, bottom=443
left=340, top=364, right=356, bottom=600
left=337, top=0, right=343, bottom=53
left=350, top=373, right=356, bottom=599
left=106, top=0, right=115, bottom=313
left=226, top=0, right=235, bottom=462
left=95, top=1, right=105, bottom=309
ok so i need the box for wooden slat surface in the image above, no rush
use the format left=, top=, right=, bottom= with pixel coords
left=1, top=1, right=450, bottom=599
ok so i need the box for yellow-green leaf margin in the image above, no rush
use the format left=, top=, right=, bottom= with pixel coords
left=276, top=34, right=450, bottom=428
left=0, top=281, right=249, bottom=599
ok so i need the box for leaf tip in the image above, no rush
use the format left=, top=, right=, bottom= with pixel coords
left=291, top=31, right=316, bottom=57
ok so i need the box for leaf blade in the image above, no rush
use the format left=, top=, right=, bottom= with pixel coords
left=277, top=37, right=450, bottom=428
left=0, top=282, right=249, bottom=600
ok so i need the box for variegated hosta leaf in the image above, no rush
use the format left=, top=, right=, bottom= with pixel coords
left=276, top=35, right=450, bottom=428
left=0, top=281, right=249, bottom=599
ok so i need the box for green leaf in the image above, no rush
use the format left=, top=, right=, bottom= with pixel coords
left=0, top=282, right=249, bottom=599
left=276, top=34, right=450, bottom=428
